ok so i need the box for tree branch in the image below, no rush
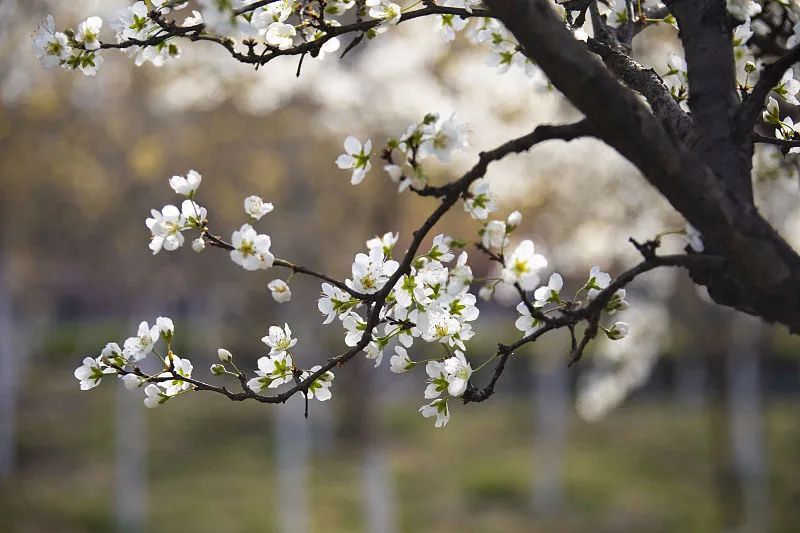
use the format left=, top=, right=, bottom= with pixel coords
left=144, top=120, right=594, bottom=406
left=462, top=252, right=723, bottom=403
left=737, top=43, right=800, bottom=137
left=97, top=5, right=491, bottom=68
left=484, top=0, right=800, bottom=331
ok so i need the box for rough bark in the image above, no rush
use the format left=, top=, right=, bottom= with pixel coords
left=668, top=0, right=754, bottom=201
left=484, top=0, right=800, bottom=331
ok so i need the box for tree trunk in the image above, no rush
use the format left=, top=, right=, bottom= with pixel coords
left=0, top=252, right=15, bottom=480
left=115, top=374, right=148, bottom=533
left=726, top=314, right=769, bottom=532
left=531, top=352, right=569, bottom=516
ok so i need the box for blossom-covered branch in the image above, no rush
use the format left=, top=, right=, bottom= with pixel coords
left=48, top=0, right=800, bottom=429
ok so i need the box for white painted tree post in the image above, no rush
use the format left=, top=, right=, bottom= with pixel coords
left=275, top=394, right=311, bottom=533
left=726, top=313, right=769, bottom=532
left=0, top=253, right=16, bottom=480
left=531, top=352, right=569, bottom=517
left=361, top=363, right=398, bottom=533
left=115, top=374, right=148, bottom=533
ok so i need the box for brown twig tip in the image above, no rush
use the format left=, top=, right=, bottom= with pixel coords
left=629, top=237, right=659, bottom=260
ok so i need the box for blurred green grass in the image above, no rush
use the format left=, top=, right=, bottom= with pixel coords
left=2, top=368, right=800, bottom=532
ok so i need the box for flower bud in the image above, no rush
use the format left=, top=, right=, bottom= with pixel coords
left=156, top=316, right=174, bottom=340
left=505, top=210, right=522, bottom=231
left=217, top=348, right=233, bottom=363
left=211, top=364, right=225, bottom=376
left=744, top=61, right=756, bottom=73
left=605, top=321, right=630, bottom=340
left=192, top=237, right=206, bottom=252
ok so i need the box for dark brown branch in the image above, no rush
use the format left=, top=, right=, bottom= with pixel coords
left=752, top=132, right=800, bottom=153
left=97, top=5, right=491, bottom=68
left=463, top=252, right=723, bottom=403
left=203, top=231, right=370, bottom=300
left=667, top=0, right=752, bottom=200
left=485, top=0, right=800, bottom=331
left=586, top=37, right=693, bottom=143
left=149, top=121, right=585, bottom=406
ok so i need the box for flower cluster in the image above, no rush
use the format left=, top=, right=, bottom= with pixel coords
left=763, top=97, right=800, bottom=154
left=33, top=15, right=104, bottom=76
left=341, top=113, right=469, bottom=192
left=513, top=264, right=630, bottom=342
left=76, top=317, right=335, bottom=406
left=45, top=0, right=662, bottom=428
left=33, top=2, right=190, bottom=76
left=419, top=350, right=473, bottom=427
left=73, top=316, right=197, bottom=408
left=146, top=169, right=281, bottom=275
left=316, top=230, right=482, bottom=426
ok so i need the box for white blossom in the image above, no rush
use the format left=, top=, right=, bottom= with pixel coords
left=368, top=1, right=402, bottom=25
left=336, top=136, right=372, bottom=185
left=33, top=15, right=71, bottom=68
left=428, top=234, right=455, bottom=262
left=261, top=323, right=297, bottom=355
left=447, top=252, right=473, bottom=295
left=464, top=178, right=497, bottom=220
left=419, top=398, right=450, bottom=428
left=424, top=360, right=449, bottom=399
left=181, top=199, right=207, bottom=227
left=506, top=210, right=522, bottom=231
left=418, top=307, right=465, bottom=349
left=169, top=169, right=202, bottom=196
left=502, top=240, right=547, bottom=290
left=365, top=341, right=384, bottom=367
left=605, top=321, right=630, bottom=340
left=586, top=266, right=612, bottom=295
left=342, top=313, right=367, bottom=347
left=605, top=288, right=630, bottom=315
left=346, top=247, right=399, bottom=294
left=733, top=20, right=753, bottom=48
left=318, top=283, right=357, bottom=324
left=418, top=114, right=469, bottom=163
left=122, top=321, right=160, bottom=362
left=76, top=16, right=103, bottom=51
left=444, top=291, right=479, bottom=323
left=143, top=383, right=169, bottom=408
left=434, top=12, right=468, bottom=41
left=367, top=231, right=398, bottom=257
left=146, top=205, right=186, bottom=254
left=121, top=374, right=145, bottom=390
left=268, top=279, right=292, bottom=303
left=160, top=357, right=194, bottom=396
left=74, top=357, right=114, bottom=390
left=481, top=220, right=507, bottom=250
left=192, top=237, right=206, bottom=252
left=515, top=301, right=541, bottom=337
left=303, top=365, right=334, bottom=401
left=533, top=273, right=563, bottom=307
left=244, top=195, right=274, bottom=220
left=156, top=316, right=174, bottom=339
left=776, top=69, right=800, bottom=106
left=100, top=342, right=122, bottom=362
left=230, top=224, right=274, bottom=271
left=390, top=346, right=414, bottom=373
left=248, top=352, right=294, bottom=391
left=443, top=350, right=472, bottom=397
left=726, top=0, right=761, bottom=20
left=264, top=22, right=296, bottom=49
